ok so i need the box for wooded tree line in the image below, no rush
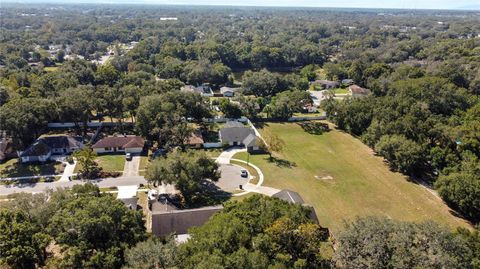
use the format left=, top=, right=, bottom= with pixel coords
left=2, top=188, right=480, bottom=269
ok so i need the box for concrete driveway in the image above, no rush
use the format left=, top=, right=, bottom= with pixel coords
left=215, top=164, right=248, bottom=191
left=123, top=155, right=140, bottom=177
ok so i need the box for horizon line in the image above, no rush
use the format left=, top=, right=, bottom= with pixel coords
left=2, top=1, right=480, bottom=11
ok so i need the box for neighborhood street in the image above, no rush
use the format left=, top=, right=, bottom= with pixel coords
left=0, top=176, right=147, bottom=195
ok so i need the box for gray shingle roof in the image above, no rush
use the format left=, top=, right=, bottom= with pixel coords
left=219, top=126, right=255, bottom=144
left=243, top=133, right=259, bottom=147
left=273, top=189, right=305, bottom=204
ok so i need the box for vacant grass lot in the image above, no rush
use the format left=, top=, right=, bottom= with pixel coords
left=0, top=159, right=64, bottom=178
left=234, top=122, right=470, bottom=233
left=75, top=155, right=125, bottom=174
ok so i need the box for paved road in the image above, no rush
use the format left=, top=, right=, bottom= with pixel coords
left=0, top=176, right=147, bottom=195
left=216, top=147, right=246, bottom=164
left=216, top=164, right=248, bottom=191
left=123, top=156, right=140, bottom=177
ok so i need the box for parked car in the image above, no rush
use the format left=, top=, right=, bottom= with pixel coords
left=126, top=153, right=132, bottom=161
left=241, top=169, right=248, bottom=178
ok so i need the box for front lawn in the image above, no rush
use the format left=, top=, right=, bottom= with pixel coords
left=233, top=122, right=471, bottom=233
left=75, top=155, right=126, bottom=174
left=0, top=159, right=65, bottom=178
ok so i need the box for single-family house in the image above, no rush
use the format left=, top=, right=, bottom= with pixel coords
left=348, top=85, right=371, bottom=98
left=186, top=131, right=204, bottom=149
left=181, top=84, right=214, bottom=97
left=220, top=86, right=241, bottom=97
left=149, top=194, right=223, bottom=237
left=312, top=80, right=340, bottom=89
left=20, top=135, right=83, bottom=163
left=341, top=79, right=354, bottom=86
left=308, top=90, right=329, bottom=107
left=92, top=135, right=145, bottom=154
left=219, top=121, right=261, bottom=152
left=303, top=103, right=318, bottom=113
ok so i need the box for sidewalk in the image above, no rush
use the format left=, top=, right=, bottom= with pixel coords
left=59, top=161, right=77, bottom=182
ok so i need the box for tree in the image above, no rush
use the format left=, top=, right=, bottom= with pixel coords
left=179, top=195, right=330, bottom=268
left=219, top=98, right=242, bottom=119
left=73, top=145, right=100, bottom=179
left=95, top=63, right=121, bottom=86
left=145, top=150, right=220, bottom=206
left=0, top=98, right=54, bottom=148
left=242, top=69, right=288, bottom=97
left=374, top=134, right=423, bottom=175
left=264, top=90, right=311, bottom=119
left=46, top=188, right=146, bottom=268
left=435, top=152, right=480, bottom=221
left=300, top=64, right=318, bottom=81
left=123, top=238, right=179, bottom=269
left=334, top=217, right=472, bottom=269
left=261, top=133, right=285, bottom=158
left=0, top=209, right=50, bottom=269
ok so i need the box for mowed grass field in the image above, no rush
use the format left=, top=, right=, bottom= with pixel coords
left=234, top=122, right=471, bottom=233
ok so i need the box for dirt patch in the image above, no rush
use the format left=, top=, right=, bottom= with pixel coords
left=315, top=175, right=333, bottom=180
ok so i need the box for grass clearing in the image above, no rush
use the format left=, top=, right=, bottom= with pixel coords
left=73, top=155, right=126, bottom=173
left=0, top=159, right=64, bottom=178
left=233, top=122, right=471, bottom=233
left=332, top=88, right=349, bottom=94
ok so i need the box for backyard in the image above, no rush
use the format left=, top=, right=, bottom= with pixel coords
left=233, top=122, right=471, bottom=233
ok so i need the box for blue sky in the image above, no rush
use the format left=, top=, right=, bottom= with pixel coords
left=141, top=0, right=480, bottom=9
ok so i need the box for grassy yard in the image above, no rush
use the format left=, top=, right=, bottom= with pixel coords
left=332, top=88, right=349, bottom=94
left=233, top=122, right=471, bottom=233
left=0, top=159, right=65, bottom=178
left=75, top=155, right=126, bottom=174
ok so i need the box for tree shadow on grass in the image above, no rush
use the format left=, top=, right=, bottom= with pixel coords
left=265, top=156, right=297, bottom=168
left=1, top=161, right=62, bottom=178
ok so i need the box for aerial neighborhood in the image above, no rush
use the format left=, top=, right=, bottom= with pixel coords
left=0, top=3, right=479, bottom=269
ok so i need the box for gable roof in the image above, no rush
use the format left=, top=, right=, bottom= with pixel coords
left=220, top=87, right=241, bottom=94
left=349, top=85, right=370, bottom=95
left=273, top=190, right=305, bottom=204
left=20, top=140, right=51, bottom=157
left=186, top=131, right=204, bottom=145
left=314, top=80, right=340, bottom=87
left=220, top=126, right=255, bottom=143
left=92, top=136, right=144, bottom=149
left=20, top=135, right=83, bottom=157
left=224, top=121, right=244, bottom=128
left=243, top=133, right=259, bottom=147
left=39, top=135, right=83, bottom=149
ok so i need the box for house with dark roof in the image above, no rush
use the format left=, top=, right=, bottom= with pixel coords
left=272, top=189, right=321, bottom=224
left=219, top=121, right=261, bottom=152
left=19, top=135, right=83, bottom=163
left=312, top=80, right=340, bottom=89
left=181, top=84, right=214, bottom=97
left=348, top=85, right=371, bottom=98
left=220, top=86, right=241, bottom=97
left=92, top=135, right=145, bottom=154
left=149, top=195, right=223, bottom=237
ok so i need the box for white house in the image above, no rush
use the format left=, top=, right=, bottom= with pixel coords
left=220, top=86, right=241, bottom=97
left=92, top=136, right=145, bottom=154
left=19, top=135, right=83, bottom=163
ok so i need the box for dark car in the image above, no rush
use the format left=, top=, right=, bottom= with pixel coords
left=126, top=153, right=132, bottom=161
left=241, top=170, right=248, bottom=178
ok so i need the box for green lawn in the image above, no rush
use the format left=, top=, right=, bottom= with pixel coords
left=333, top=88, right=349, bottom=94
left=0, top=159, right=65, bottom=178
left=233, top=122, right=471, bottom=233
left=75, top=155, right=126, bottom=174
left=95, top=155, right=125, bottom=172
